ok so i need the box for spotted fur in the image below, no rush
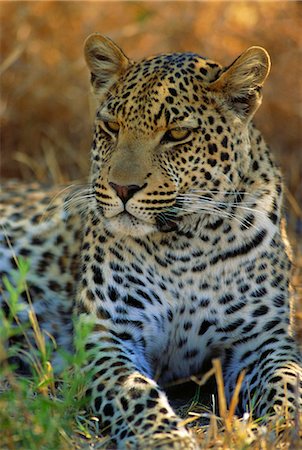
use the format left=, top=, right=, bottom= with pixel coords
left=1, top=35, right=301, bottom=449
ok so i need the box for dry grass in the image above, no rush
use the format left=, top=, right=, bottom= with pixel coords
left=1, top=2, right=301, bottom=449
left=185, top=359, right=301, bottom=450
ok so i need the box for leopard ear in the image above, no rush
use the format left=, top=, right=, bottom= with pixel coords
left=84, top=33, right=130, bottom=99
left=210, top=47, right=271, bottom=121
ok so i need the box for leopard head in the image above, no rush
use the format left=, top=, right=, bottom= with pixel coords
left=84, top=34, right=270, bottom=237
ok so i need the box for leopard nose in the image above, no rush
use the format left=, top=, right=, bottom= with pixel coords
left=109, top=182, right=144, bottom=204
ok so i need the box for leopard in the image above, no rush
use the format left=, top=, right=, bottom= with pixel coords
left=1, top=33, right=302, bottom=449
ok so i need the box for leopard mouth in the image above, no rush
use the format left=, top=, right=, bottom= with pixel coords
left=155, top=216, right=179, bottom=233
left=104, top=210, right=179, bottom=235
left=125, top=209, right=180, bottom=233
left=103, top=211, right=155, bottom=236
left=119, top=211, right=141, bottom=224
left=123, top=211, right=179, bottom=232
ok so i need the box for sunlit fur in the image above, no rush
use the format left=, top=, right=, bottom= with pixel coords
left=1, top=36, right=301, bottom=449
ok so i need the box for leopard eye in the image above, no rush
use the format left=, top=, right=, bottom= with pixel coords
left=103, top=121, right=120, bottom=134
left=161, top=128, right=192, bottom=144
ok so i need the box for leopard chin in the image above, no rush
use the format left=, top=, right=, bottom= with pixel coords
left=104, top=212, right=158, bottom=237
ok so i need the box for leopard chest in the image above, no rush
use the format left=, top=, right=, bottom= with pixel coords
left=79, top=229, right=267, bottom=379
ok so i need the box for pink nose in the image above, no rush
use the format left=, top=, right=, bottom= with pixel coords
left=109, top=182, right=142, bottom=204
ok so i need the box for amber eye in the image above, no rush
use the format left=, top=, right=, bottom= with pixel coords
left=103, top=121, right=120, bottom=134
left=162, top=128, right=192, bottom=143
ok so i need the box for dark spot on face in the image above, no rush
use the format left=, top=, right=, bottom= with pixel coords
left=221, top=136, right=228, bottom=148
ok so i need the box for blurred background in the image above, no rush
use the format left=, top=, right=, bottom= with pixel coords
left=0, top=1, right=301, bottom=333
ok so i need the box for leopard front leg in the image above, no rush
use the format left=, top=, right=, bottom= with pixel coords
left=81, top=314, right=198, bottom=450
left=224, top=329, right=302, bottom=419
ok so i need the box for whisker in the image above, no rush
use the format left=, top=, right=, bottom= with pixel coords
left=187, top=186, right=269, bottom=194
left=63, top=197, right=94, bottom=216
left=39, top=184, right=93, bottom=224
left=39, top=184, right=78, bottom=223
left=167, top=204, right=235, bottom=222
left=169, top=202, right=263, bottom=233
left=178, top=197, right=268, bottom=219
